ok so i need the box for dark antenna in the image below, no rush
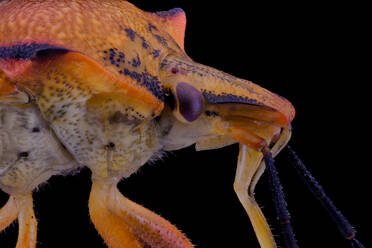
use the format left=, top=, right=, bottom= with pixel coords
left=262, top=147, right=298, bottom=248
left=285, top=145, right=364, bottom=248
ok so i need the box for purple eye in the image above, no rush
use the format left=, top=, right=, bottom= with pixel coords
left=176, top=82, right=204, bottom=122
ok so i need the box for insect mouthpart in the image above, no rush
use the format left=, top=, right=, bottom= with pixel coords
left=0, top=0, right=363, bottom=247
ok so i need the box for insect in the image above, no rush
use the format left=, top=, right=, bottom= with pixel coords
left=0, top=0, right=365, bottom=247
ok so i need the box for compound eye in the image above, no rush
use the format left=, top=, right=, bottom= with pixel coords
left=173, top=82, right=204, bottom=123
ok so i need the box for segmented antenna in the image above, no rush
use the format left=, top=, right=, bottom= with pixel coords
left=285, top=145, right=364, bottom=248
left=262, top=147, right=298, bottom=248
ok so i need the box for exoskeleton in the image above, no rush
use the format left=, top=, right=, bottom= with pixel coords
left=0, top=1, right=363, bottom=247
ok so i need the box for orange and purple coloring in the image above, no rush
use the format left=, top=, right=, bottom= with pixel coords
left=0, top=1, right=298, bottom=247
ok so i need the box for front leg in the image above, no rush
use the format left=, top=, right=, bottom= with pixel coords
left=0, top=195, right=19, bottom=232
left=89, top=179, right=194, bottom=248
left=233, top=127, right=292, bottom=248
left=234, top=145, right=276, bottom=248
left=0, top=193, right=37, bottom=248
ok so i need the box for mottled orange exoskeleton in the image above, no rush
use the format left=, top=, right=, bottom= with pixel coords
left=0, top=1, right=297, bottom=247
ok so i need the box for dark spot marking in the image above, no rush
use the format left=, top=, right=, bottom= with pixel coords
left=131, top=55, right=141, bottom=68
left=155, top=8, right=184, bottom=18
left=142, top=41, right=149, bottom=49
left=152, top=50, right=161, bottom=58
left=160, top=59, right=168, bottom=69
left=32, top=127, right=40, bottom=133
left=105, top=49, right=125, bottom=66
left=109, top=111, right=141, bottom=125
left=148, top=23, right=158, bottom=32
left=205, top=111, right=218, bottom=117
left=202, top=90, right=267, bottom=106
left=0, top=43, right=68, bottom=60
left=142, top=72, right=165, bottom=101
left=106, top=142, right=115, bottom=149
left=123, top=68, right=142, bottom=83
left=121, top=68, right=165, bottom=101
left=137, top=35, right=149, bottom=49
left=153, top=34, right=168, bottom=47
left=19, top=152, right=29, bottom=158
left=56, top=109, right=67, bottom=117
left=125, top=28, right=136, bottom=41
left=36, top=48, right=69, bottom=59
left=176, top=82, right=204, bottom=122
left=161, top=58, right=233, bottom=83
left=171, top=67, right=179, bottom=74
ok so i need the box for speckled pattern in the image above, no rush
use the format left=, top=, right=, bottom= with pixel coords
left=16, top=52, right=163, bottom=180
left=0, top=2, right=191, bottom=181
left=102, top=47, right=165, bottom=100
left=0, top=104, right=76, bottom=194
left=0, top=1, right=299, bottom=247
left=0, top=0, right=295, bottom=183
left=0, top=43, right=67, bottom=60
left=160, top=56, right=295, bottom=122
left=0, top=0, right=185, bottom=107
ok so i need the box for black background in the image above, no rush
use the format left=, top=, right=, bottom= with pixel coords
left=0, top=1, right=369, bottom=248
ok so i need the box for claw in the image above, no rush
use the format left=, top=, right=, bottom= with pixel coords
left=89, top=180, right=194, bottom=248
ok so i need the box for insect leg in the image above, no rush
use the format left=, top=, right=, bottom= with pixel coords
left=1, top=194, right=37, bottom=248
left=89, top=181, right=143, bottom=248
left=233, top=126, right=292, bottom=247
left=285, top=146, right=364, bottom=247
left=0, top=195, right=20, bottom=232
left=89, top=180, right=194, bottom=248
left=15, top=194, right=37, bottom=248
left=234, top=145, right=277, bottom=248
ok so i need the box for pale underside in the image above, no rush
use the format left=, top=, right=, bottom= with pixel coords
left=0, top=0, right=295, bottom=247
